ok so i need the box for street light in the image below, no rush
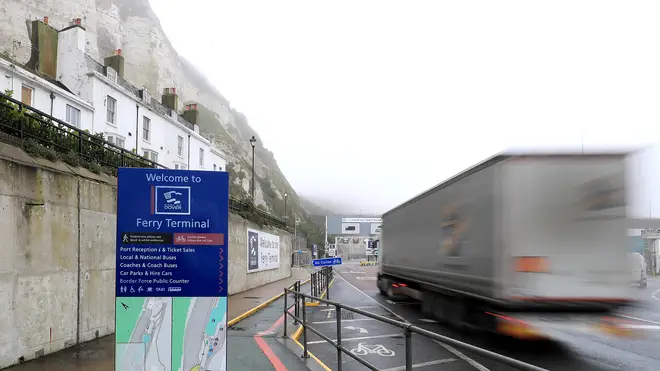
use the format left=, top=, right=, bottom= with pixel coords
left=249, top=135, right=257, bottom=202
left=284, top=192, right=288, bottom=226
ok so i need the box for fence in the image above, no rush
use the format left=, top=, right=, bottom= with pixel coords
left=0, top=91, right=294, bottom=233
left=310, top=266, right=333, bottom=298
left=283, top=269, right=548, bottom=371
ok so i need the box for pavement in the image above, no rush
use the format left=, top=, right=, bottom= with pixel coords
left=320, top=260, right=660, bottom=371
left=4, top=267, right=315, bottom=371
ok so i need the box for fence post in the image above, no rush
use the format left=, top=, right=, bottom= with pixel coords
left=325, top=268, right=330, bottom=304
left=405, top=326, right=413, bottom=371
left=283, top=287, right=288, bottom=338
left=336, top=305, right=342, bottom=371
left=294, top=281, right=299, bottom=325
left=301, top=294, right=309, bottom=359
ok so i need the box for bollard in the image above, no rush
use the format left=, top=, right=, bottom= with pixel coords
left=336, top=306, right=343, bottom=371
left=325, top=269, right=330, bottom=304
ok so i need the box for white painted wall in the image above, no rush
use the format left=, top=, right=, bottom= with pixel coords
left=0, top=60, right=94, bottom=130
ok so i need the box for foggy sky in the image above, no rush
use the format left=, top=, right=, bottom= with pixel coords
left=150, top=1, right=660, bottom=216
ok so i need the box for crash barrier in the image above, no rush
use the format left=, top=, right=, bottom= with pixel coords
left=310, top=266, right=334, bottom=299
left=282, top=287, right=549, bottom=371
left=360, top=261, right=378, bottom=266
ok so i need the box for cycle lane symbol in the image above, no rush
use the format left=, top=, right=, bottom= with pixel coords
left=350, top=343, right=396, bottom=357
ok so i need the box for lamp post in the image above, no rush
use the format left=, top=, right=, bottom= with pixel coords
left=249, top=135, right=257, bottom=203
left=284, top=192, right=288, bottom=226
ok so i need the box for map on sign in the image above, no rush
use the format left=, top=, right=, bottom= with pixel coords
left=116, top=297, right=172, bottom=371
left=173, top=297, right=227, bottom=371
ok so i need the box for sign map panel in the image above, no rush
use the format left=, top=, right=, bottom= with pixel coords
left=115, top=169, right=229, bottom=371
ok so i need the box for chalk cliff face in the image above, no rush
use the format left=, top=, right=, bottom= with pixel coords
left=0, top=0, right=324, bottom=232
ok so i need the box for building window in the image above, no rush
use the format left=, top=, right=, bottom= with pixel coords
left=143, top=149, right=159, bottom=163
left=213, top=164, right=217, bottom=171
left=177, top=135, right=184, bottom=157
left=21, top=85, right=33, bottom=105
left=106, top=95, right=117, bottom=124
left=142, top=116, right=151, bottom=141
left=175, top=163, right=187, bottom=170
left=106, top=134, right=125, bottom=148
left=199, top=148, right=204, bottom=167
left=66, top=105, right=81, bottom=127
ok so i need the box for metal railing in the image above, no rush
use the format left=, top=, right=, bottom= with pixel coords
left=283, top=279, right=548, bottom=371
left=0, top=92, right=162, bottom=170
left=310, top=266, right=333, bottom=298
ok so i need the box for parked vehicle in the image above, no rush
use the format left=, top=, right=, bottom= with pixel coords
left=628, top=252, right=648, bottom=288
left=377, top=152, right=638, bottom=339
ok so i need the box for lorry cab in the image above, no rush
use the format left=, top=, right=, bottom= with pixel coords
left=628, top=252, right=647, bottom=288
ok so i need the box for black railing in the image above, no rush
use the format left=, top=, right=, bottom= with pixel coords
left=310, top=267, right=333, bottom=298
left=0, top=92, right=163, bottom=170
left=0, top=91, right=297, bottom=233
left=283, top=283, right=549, bottom=371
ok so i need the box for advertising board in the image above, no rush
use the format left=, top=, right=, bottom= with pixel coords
left=247, top=228, right=281, bottom=273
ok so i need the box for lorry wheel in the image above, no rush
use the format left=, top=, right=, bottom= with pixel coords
left=377, top=277, right=388, bottom=296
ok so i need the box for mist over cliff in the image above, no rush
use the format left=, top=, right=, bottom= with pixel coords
left=0, top=0, right=329, bottom=237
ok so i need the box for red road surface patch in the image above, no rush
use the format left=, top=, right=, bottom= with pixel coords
left=253, top=306, right=296, bottom=370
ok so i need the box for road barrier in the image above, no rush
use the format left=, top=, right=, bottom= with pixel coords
left=360, top=261, right=378, bottom=266
left=283, top=273, right=549, bottom=371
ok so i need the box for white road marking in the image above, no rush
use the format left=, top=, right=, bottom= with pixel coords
left=616, top=314, right=660, bottom=326
left=312, top=318, right=377, bottom=324
left=357, top=276, right=377, bottom=280
left=336, top=273, right=407, bottom=322
left=620, top=324, right=660, bottom=330
left=345, top=326, right=369, bottom=333
left=351, top=343, right=396, bottom=357
left=652, top=289, right=660, bottom=301
left=307, top=333, right=401, bottom=345
left=381, top=358, right=458, bottom=371
left=432, top=341, right=491, bottom=371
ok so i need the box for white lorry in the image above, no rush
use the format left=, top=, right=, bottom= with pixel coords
left=376, top=152, right=639, bottom=339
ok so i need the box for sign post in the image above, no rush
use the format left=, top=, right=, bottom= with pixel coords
left=115, top=169, right=229, bottom=371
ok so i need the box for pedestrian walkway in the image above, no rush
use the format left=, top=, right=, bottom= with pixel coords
left=4, top=268, right=315, bottom=371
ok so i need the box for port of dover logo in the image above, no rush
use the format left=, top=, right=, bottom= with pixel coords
left=151, top=186, right=191, bottom=215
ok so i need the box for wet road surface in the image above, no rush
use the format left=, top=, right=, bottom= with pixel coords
left=329, top=261, right=660, bottom=371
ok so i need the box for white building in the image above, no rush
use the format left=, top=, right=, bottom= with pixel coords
left=2, top=17, right=226, bottom=172
left=0, top=58, right=94, bottom=129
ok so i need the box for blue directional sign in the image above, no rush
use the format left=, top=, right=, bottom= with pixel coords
left=115, top=169, right=229, bottom=371
left=116, top=168, right=229, bottom=297
left=312, top=257, right=343, bottom=267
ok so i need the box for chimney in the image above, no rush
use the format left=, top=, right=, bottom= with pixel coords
left=26, top=18, right=59, bottom=79
left=104, top=48, right=125, bottom=78
left=162, top=87, right=179, bottom=111
left=57, top=17, right=87, bottom=97
left=183, top=103, right=199, bottom=126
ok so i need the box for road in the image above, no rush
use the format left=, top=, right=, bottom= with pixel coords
left=310, top=261, right=660, bottom=371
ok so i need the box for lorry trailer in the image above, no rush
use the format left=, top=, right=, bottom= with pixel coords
left=376, top=152, right=638, bottom=339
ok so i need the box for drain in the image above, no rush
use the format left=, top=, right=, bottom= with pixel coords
left=243, top=296, right=261, bottom=299
left=342, top=311, right=355, bottom=320
left=229, top=326, right=246, bottom=331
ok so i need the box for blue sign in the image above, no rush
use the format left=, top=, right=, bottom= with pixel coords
left=115, top=169, right=229, bottom=297
left=312, top=257, right=343, bottom=267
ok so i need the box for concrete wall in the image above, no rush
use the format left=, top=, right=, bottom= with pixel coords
left=0, top=143, right=302, bottom=368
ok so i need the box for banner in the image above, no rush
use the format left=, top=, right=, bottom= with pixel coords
left=247, top=228, right=281, bottom=273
